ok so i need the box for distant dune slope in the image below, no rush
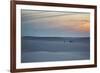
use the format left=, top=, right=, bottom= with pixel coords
left=21, top=36, right=90, bottom=52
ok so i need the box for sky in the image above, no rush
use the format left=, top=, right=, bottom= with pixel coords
left=21, top=9, right=90, bottom=37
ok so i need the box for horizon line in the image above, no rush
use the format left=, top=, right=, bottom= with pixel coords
left=22, top=36, right=90, bottom=38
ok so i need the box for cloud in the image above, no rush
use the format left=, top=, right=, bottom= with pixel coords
left=21, top=10, right=90, bottom=37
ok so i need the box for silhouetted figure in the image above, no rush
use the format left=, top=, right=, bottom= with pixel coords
left=69, top=40, right=73, bottom=43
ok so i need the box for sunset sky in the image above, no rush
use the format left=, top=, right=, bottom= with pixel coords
left=21, top=10, right=90, bottom=37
